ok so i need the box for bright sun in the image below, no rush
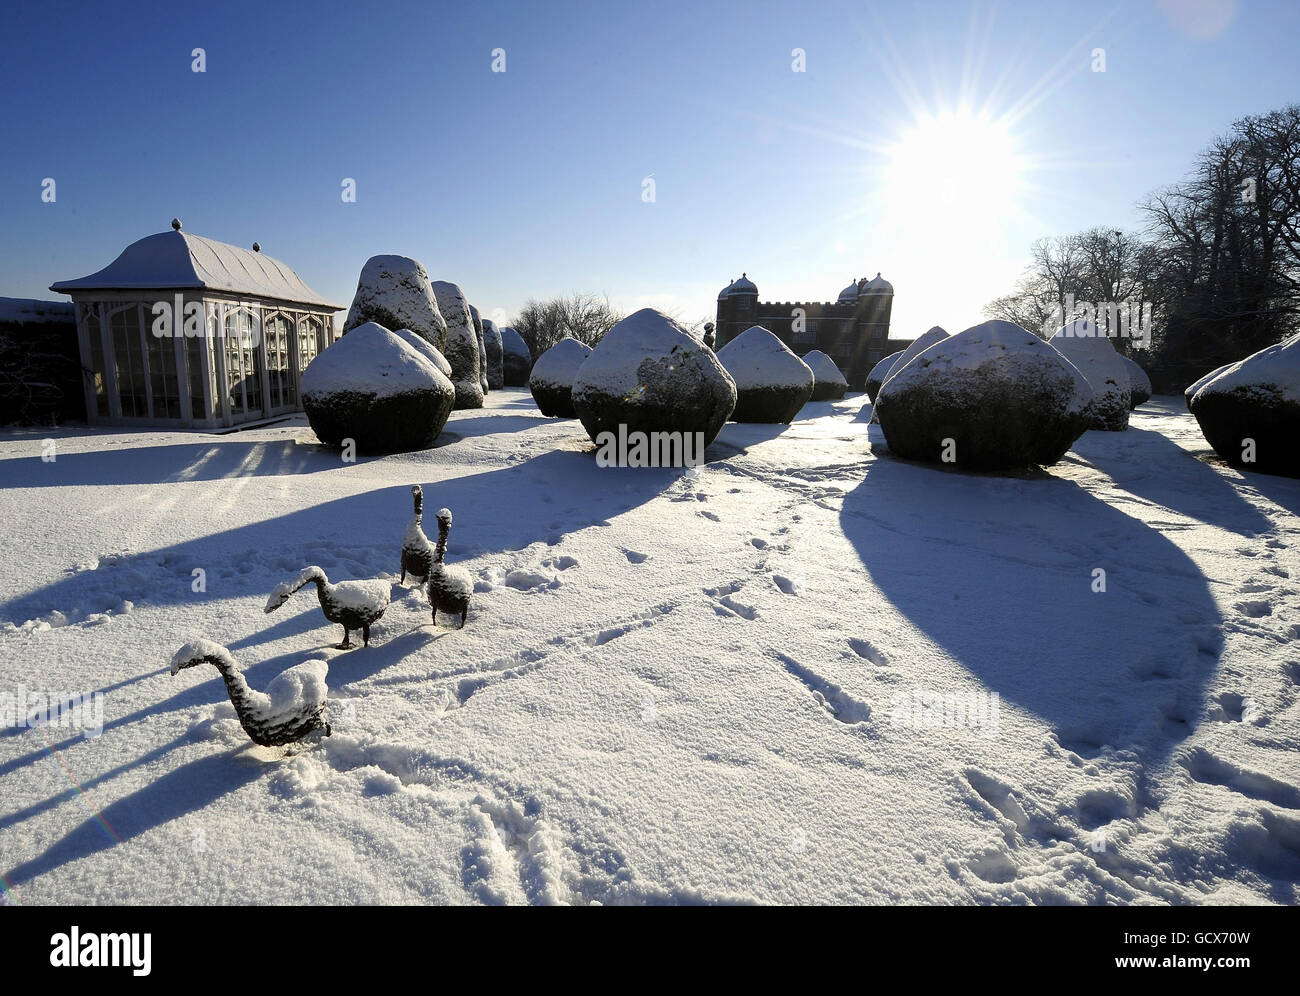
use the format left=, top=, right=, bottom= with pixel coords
left=882, top=110, right=1025, bottom=238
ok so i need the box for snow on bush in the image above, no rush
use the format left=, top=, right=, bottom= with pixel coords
left=391, top=327, right=452, bottom=377
left=1188, top=332, right=1300, bottom=477
left=431, top=281, right=484, bottom=410
left=483, top=319, right=504, bottom=390
left=881, top=326, right=949, bottom=392
left=301, top=322, right=455, bottom=454
left=865, top=352, right=900, bottom=402
left=716, top=326, right=814, bottom=423
left=1185, top=361, right=1234, bottom=412
left=1119, top=354, right=1152, bottom=409
left=571, top=308, right=736, bottom=449
left=1049, top=321, right=1131, bottom=431
left=500, top=325, right=532, bottom=386
left=470, top=304, right=489, bottom=394
left=875, top=319, right=1093, bottom=470
left=803, top=349, right=848, bottom=401
left=530, top=338, right=593, bottom=418
left=343, top=255, right=447, bottom=351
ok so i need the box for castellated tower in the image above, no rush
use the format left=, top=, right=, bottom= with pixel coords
left=714, top=271, right=901, bottom=390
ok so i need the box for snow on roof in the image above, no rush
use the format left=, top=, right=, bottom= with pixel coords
left=836, top=281, right=860, bottom=303
left=50, top=229, right=343, bottom=310
left=729, top=273, right=758, bottom=295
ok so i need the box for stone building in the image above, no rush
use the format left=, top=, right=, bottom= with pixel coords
left=715, top=273, right=913, bottom=389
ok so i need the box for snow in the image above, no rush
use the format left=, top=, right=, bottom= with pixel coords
left=343, top=256, right=446, bottom=346
left=529, top=338, right=591, bottom=388
left=1049, top=321, right=1132, bottom=407
left=881, top=326, right=948, bottom=389
left=2, top=389, right=1299, bottom=904
left=803, top=350, right=848, bottom=393
left=1186, top=362, right=1234, bottom=409
left=881, top=319, right=1092, bottom=414
left=300, top=323, right=446, bottom=399
left=170, top=638, right=238, bottom=676
left=572, top=307, right=708, bottom=397
left=391, top=328, right=452, bottom=378
left=1190, top=333, right=1300, bottom=405
left=50, top=230, right=342, bottom=310
left=0, top=298, right=74, bottom=324
left=715, top=326, right=814, bottom=390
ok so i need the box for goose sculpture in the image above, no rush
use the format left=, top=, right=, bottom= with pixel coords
left=428, top=508, right=473, bottom=628
left=400, top=484, right=435, bottom=586
left=265, top=566, right=391, bottom=649
left=170, top=639, right=330, bottom=747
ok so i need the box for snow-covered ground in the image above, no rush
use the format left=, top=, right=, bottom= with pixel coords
left=1, top=390, right=1297, bottom=905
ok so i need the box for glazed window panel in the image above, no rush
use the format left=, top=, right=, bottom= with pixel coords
left=110, top=304, right=148, bottom=418
left=265, top=313, right=294, bottom=409
left=297, top=316, right=320, bottom=373
left=83, top=307, right=109, bottom=417
left=147, top=318, right=181, bottom=419
left=186, top=331, right=206, bottom=420
left=224, top=307, right=263, bottom=417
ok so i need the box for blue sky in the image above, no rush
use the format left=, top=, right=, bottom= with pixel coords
left=2, top=0, right=1297, bottom=339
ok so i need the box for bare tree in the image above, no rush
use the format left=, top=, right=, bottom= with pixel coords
left=513, top=293, right=623, bottom=360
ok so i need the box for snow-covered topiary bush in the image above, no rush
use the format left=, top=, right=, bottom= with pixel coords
left=880, top=326, right=949, bottom=393
left=301, top=322, right=455, bottom=454
left=390, top=327, right=451, bottom=378
left=500, top=326, right=532, bottom=386
left=571, top=308, right=737, bottom=449
left=875, top=320, right=1093, bottom=470
left=803, top=349, right=848, bottom=401
left=1049, top=322, right=1131, bottom=430
left=865, top=353, right=901, bottom=402
left=1118, top=354, right=1152, bottom=409
left=716, top=326, right=814, bottom=423
left=483, top=318, right=504, bottom=389
left=530, top=337, right=593, bottom=418
left=470, top=304, right=489, bottom=394
left=343, top=255, right=446, bottom=351
left=1185, top=361, right=1233, bottom=413
left=1188, top=333, right=1300, bottom=477
left=430, top=281, right=484, bottom=409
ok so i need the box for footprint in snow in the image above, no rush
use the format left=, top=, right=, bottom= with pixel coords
left=704, top=582, right=758, bottom=620
left=504, top=570, right=558, bottom=592
left=847, top=638, right=887, bottom=666
left=1235, top=599, right=1272, bottom=618
left=623, top=550, right=648, bottom=564
left=772, top=575, right=801, bottom=595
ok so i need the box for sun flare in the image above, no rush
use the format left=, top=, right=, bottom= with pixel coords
left=882, top=110, right=1026, bottom=239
